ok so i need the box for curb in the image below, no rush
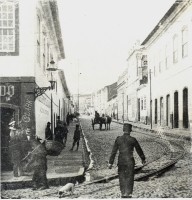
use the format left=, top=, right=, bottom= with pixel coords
left=1, top=173, right=85, bottom=190
left=113, top=120, right=191, bottom=141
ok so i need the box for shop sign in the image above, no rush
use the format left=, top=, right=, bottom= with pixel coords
left=0, top=85, right=14, bottom=101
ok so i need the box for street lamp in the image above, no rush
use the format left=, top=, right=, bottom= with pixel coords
left=77, top=72, right=82, bottom=113
left=122, top=92, right=124, bottom=123
left=34, top=59, right=57, bottom=98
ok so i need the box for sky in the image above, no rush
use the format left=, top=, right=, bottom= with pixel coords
left=57, top=0, right=176, bottom=95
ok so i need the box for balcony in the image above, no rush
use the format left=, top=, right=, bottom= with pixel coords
left=139, top=75, right=148, bottom=85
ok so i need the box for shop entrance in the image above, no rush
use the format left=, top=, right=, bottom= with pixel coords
left=1, top=107, right=15, bottom=171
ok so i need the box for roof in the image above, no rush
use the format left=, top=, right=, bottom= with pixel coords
left=49, top=1, right=65, bottom=59
left=141, top=1, right=181, bottom=45
left=58, top=69, right=70, bottom=98
left=107, top=82, right=117, bottom=101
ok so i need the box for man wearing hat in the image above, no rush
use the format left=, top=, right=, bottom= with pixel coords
left=45, top=122, right=53, bottom=140
left=108, top=123, right=146, bottom=198
left=9, top=122, right=23, bottom=177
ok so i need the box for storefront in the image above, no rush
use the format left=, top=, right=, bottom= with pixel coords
left=0, top=77, right=35, bottom=171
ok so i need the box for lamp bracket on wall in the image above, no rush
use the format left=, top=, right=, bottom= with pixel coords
left=34, top=81, right=56, bottom=98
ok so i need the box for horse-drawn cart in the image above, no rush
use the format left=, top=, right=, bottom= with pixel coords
left=91, top=116, right=112, bottom=130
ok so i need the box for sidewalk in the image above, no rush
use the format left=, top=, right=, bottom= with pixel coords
left=1, top=122, right=85, bottom=190
left=113, top=119, right=191, bottom=141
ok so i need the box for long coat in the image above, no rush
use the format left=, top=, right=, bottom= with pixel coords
left=9, top=136, right=22, bottom=164
left=109, top=133, right=145, bottom=166
left=109, top=133, right=146, bottom=197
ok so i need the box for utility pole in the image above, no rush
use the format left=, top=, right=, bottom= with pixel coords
left=122, top=92, right=124, bottom=123
left=149, top=69, right=152, bottom=129
left=77, top=60, right=80, bottom=113
left=77, top=60, right=82, bottom=114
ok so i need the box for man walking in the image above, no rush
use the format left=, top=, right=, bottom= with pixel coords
left=108, top=123, right=146, bottom=198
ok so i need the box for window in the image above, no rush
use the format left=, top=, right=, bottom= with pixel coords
left=47, top=43, right=50, bottom=68
left=165, top=45, right=169, bottom=69
left=153, top=65, right=156, bottom=77
left=159, top=50, right=163, bottom=73
left=43, top=36, right=46, bottom=71
left=144, top=96, right=146, bottom=110
left=141, top=98, right=143, bottom=110
left=37, top=15, right=40, bottom=63
left=173, top=35, right=178, bottom=63
left=0, top=1, right=15, bottom=52
left=182, top=27, right=188, bottom=58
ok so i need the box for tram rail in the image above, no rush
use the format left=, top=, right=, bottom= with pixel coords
left=43, top=137, right=185, bottom=198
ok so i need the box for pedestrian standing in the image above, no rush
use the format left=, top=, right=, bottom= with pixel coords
left=63, top=122, right=68, bottom=147
left=54, top=121, right=64, bottom=144
left=66, top=112, right=70, bottom=126
left=45, top=122, right=53, bottom=140
left=70, top=124, right=81, bottom=151
left=9, top=125, right=23, bottom=177
left=25, top=137, right=49, bottom=190
left=108, top=123, right=146, bottom=198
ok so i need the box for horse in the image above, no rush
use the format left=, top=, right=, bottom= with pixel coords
left=105, top=115, right=112, bottom=130
left=91, top=115, right=112, bottom=130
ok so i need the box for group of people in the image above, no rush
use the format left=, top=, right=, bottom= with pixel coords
left=8, top=122, right=31, bottom=177
left=8, top=122, right=49, bottom=190
left=8, top=116, right=146, bottom=197
left=45, top=115, right=81, bottom=151
left=8, top=118, right=82, bottom=190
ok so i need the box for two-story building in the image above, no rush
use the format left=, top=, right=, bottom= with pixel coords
left=142, top=0, right=192, bottom=131
left=0, top=0, right=71, bottom=170
left=117, top=68, right=128, bottom=122
left=127, top=41, right=144, bottom=122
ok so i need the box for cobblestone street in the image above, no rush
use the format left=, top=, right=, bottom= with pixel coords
left=1, top=117, right=192, bottom=198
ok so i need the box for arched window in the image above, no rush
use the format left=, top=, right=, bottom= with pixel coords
left=182, top=26, right=188, bottom=58
left=173, top=35, right=178, bottom=63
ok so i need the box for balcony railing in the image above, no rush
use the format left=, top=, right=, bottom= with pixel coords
left=140, top=75, right=148, bottom=85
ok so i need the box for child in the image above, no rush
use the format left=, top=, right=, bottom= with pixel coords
left=70, top=124, right=81, bottom=151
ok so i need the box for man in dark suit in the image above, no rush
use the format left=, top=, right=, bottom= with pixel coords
left=108, top=123, right=146, bottom=198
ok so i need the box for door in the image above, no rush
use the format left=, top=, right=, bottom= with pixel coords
left=166, top=95, right=170, bottom=126
left=138, top=98, right=140, bottom=121
left=183, top=88, right=188, bottom=128
left=1, top=107, right=15, bottom=171
left=174, top=91, right=179, bottom=128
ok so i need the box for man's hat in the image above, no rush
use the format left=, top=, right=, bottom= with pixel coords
left=9, top=121, right=16, bottom=130
left=47, top=122, right=51, bottom=125
left=123, top=123, right=132, bottom=132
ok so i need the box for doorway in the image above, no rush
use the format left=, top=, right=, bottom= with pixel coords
left=0, top=107, right=15, bottom=171
left=183, top=88, right=188, bottom=128
left=160, top=97, right=164, bottom=125
left=138, top=98, right=140, bottom=121
left=166, top=95, right=170, bottom=126
left=174, top=91, right=179, bottom=128
left=155, top=99, right=158, bottom=124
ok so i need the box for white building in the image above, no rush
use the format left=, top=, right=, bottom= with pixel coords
left=106, top=82, right=117, bottom=118
left=127, top=41, right=144, bottom=122
left=117, top=68, right=128, bottom=122
left=0, top=0, right=71, bottom=170
left=141, top=0, right=192, bottom=131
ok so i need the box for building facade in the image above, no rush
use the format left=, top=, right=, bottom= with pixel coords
left=126, top=42, right=144, bottom=122
left=0, top=0, right=71, bottom=170
left=117, top=69, right=128, bottom=122
left=142, top=0, right=192, bottom=131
